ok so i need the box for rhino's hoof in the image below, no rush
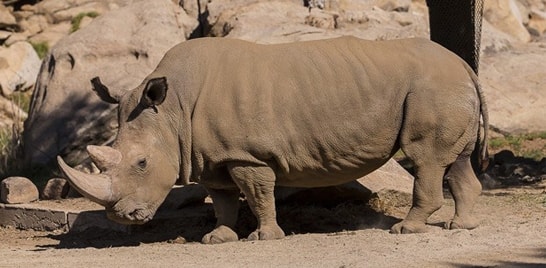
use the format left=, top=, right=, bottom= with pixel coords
left=445, top=217, right=479, bottom=230
left=390, top=220, right=428, bottom=234
left=247, top=225, right=285, bottom=241
left=202, top=225, right=239, bottom=244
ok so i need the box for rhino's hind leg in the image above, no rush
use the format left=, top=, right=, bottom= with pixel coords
left=202, top=188, right=240, bottom=244
left=227, top=163, right=285, bottom=241
left=445, top=157, right=482, bottom=230
left=390, top=163, right=446, bottom=234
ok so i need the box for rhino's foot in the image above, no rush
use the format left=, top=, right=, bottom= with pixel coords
left=202, top=225, right=239, bottom=244
left=445, top=216, right=479, bottom=230
left=390, top=220, right=428, bottom=234
left=247, top=225, right=285, bottom=241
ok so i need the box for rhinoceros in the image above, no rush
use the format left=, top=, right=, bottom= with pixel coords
left=58, top=36, right=488, bottom=244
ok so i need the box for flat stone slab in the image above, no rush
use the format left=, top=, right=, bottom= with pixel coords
left=0, top=186, right=210, bottom=233
left=0, top=198, right=123, bottom=232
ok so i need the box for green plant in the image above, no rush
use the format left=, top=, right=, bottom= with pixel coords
left=488, top=131, right=546, bottom=161
left=9, top=91, right=32, bottom=113
left=30, top=41, right=49, bottom=59
left=488, top=137, right=507, bottom=150
left=521, top=149, right=545, bottom=161
left=70, top=11, right=100, bottom=33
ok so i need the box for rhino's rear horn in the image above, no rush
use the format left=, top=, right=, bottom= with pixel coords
left=87, top=145, right=122, bottom=172
left=140, top=77, right=168, bottom=109
left=91, top=77, right=121, bottom=104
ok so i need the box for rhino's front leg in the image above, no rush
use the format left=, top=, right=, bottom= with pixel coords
left=202, top=188, right=240, bottom=244
left=227, top=163, right=285, bottom=241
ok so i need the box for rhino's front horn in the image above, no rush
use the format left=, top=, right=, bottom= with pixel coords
left=57, top=156, right=115, bottom=206
left=87, top=145, right=122, bottom=172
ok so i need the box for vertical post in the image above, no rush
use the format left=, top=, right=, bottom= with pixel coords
left=426, top=0, right=484, bottom=74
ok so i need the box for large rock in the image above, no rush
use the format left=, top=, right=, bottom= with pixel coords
left=484, top=0, right=531, bottom=43
left=41, top=178, right=70, bottom=200
left=527, top=8, right=546, bottom=36
left=208, top=0, right=427, bottom=44
left=480, top=19, right=518, bottom=54
left=27, top=21, right=71, bottom=47
left=1, top=177, right=39, bottom=204
left=0, top=3, right=16, bottom=29
left=32, top=0, right=128, bottom=23
left=23, top=0, right=198, bottom=168
left=17, top=0, right=133, bottom=47
left=480, top=41, right=546, bottom=134
left=0, top=41, right=41, bottom=96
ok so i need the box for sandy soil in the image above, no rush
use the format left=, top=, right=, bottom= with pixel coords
left=0, top=185, right=544, bottom=267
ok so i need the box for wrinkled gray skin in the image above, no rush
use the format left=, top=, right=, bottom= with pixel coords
left=58, top=36, right=488, bottom=244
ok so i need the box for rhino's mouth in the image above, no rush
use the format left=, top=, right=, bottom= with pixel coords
left=105, top=203, right=156, bottom=225
left=58, top=147, right=165, bottom=226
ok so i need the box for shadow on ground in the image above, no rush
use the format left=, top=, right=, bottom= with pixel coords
left=40, top=200, right=399, bottom=249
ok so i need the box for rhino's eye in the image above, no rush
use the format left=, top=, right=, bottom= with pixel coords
left=137, top=158, right=147, bottom=169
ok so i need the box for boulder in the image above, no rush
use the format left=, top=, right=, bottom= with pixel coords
left=375, top=0, right=412, bottom=12
left=41, top=178, right=70, bottom=200
left=32, top=0, right=129, bottom=23
left=480, top=19, right=517, bottom=54
left=484, top=0, right=531, bottom=43
left=4, top=32, right=31, bottom=46
left=180, top=0, right=210, bottom=19
left=0, top=41, right=41, bottom=96
left=27, top=20, right=71, bottom=47
left=18, top=0, right=134, bottom=47
left=354, top=158, right=413, bottom=195
left=480, top=41, right=546, bottom=134
left=1, top=176, right=39, bottom=204
left=0, top=4, right=16, bottom=29
left=209, top=1, right=427, bottom=44
left=0, top=30, right=10, bottom=40
left=23, top=0, right=198, bottom=168
left=527, top=8, right=546, bottom=36
left=208, top=1, right=324, bottom=43
left=17, top=14, right=49, bottom=36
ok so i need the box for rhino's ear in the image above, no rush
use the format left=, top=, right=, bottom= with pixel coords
left=91, top=77, right=121, bottom=104
left=141, top=77, right=168, bottom=108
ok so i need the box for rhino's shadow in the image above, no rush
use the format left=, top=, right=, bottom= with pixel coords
left=46, top=200, right=399, bottom=249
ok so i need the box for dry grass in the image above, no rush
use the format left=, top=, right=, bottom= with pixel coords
left=0, top=125, right=23, bottom=178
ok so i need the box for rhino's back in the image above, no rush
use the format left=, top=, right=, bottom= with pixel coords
left=186, top=37, right=460, bottom=186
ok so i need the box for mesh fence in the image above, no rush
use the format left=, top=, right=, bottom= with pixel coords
left=426, top=0, right=484, bottom=74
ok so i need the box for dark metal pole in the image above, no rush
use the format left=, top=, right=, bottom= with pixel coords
left=426, top=0, right=484, bottom=74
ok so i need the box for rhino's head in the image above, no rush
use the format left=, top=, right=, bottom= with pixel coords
left=58, top=76, right=182, bottom=225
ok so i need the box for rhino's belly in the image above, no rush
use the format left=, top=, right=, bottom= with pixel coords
left=274, top=157, right=390, bottom=188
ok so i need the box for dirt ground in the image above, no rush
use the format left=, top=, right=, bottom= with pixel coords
left=2, top=137, right=545, bottom=267
left=0, top=183, right=544, bottom=267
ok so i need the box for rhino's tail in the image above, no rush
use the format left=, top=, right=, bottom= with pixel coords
left=464, top=62, right=489, bottom=171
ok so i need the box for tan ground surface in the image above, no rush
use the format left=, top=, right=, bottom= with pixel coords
left=0, top=185, right=544, bottom=267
